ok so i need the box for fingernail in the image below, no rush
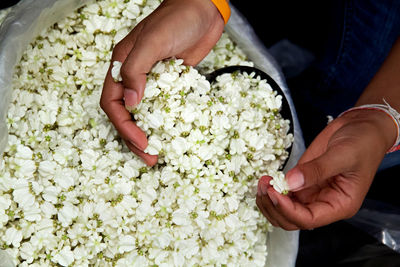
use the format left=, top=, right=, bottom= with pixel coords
left=267, top=189, right=278, bottom=206
left=257, top=185, right=262, bottom=196
left=260, top=183, right=268, bottom=195
left=124, top=88, right=138, bottom=111
left=286, top=169, right=304, bottom=191
left=130, top=140, right=147, bottom=151
left=125, top=105, right=136, bottom=113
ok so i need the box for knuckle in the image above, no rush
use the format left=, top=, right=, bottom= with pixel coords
left=120, top=63, right=136, bottom=84
left=343, top=205, right=360, bottom=220
left=255, top=196, right=263, bottom=210
left=112, top=42, right=124, bottom=55
left=120, top=61, right=135, bottom=76
left=303, top=161, right=325, bottom=185
left=99, top=97, right=107, bottom=112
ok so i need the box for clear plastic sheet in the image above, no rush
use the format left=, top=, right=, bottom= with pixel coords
left=0, top=0, right=89, bottom=156
left=225, top=7, right=306, bottom=267
left=346, top=199, right=400, bottom=253
left=0, top=2, right=305, bottom=266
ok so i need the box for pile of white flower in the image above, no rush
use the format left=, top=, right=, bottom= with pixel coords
left=0, top=0, right=292, bottom=266
left=113, top=59, right=292, bottom=193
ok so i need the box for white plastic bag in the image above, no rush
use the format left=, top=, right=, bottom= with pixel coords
left=225, top=7, right=305, bottom=267
left=0, top=1, right=305, bottom=266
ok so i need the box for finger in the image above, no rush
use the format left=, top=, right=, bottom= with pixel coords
left=266, top=187, right=353, bottom=229
left=285, top=144, right=356, bottom=192
left=101, top=68, right=148, bottom=151
left=125, top=140, right=158, bottom=166
left=120, top=33, right=156, bottom=109
left=256, top=195, right=279, bottom=227
left=256, top=176, right=279, bottom=226
left=290, top=184, right=321, bottom=203
left=110, top=29, right=142, bottom=111
left=120, top=16, right=178, bottom=108
left=100, top=28, right=150, bottom=150
left=257, top=177, right=299, bottom=230
left=258, top=194, right=299, bottom=230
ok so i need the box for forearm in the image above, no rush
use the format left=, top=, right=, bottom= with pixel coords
left=353, top=37, right=400, bottom=151
left=356, top=37, right=400, bottom=109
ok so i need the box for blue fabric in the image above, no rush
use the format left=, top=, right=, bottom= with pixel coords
left=287, top=0, right=400, bottom=171
left=379, top=150, right=400, bottom=171
left=315, top=0, right=400, bottom=116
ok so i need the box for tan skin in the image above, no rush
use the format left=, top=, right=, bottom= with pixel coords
left=100, top=0, right=224, bottom=166
left=100, top=0, right=400, bottom=230
left=256, top=37, right=400, bottom=230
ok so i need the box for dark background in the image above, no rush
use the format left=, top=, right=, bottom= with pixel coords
left=0, top=0, right=19, bottom=10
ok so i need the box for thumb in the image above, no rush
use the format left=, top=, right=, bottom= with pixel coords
left=120, top=37, right=159, bottom=112
left=286, top=146, right=356, bottom=192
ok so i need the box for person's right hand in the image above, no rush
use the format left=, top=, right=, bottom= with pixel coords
left=256, top=108, right=397, bottom=230
left=100, top=0, right=225, bottom=166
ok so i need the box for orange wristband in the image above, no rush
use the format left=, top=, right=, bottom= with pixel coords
left=210, top=0, right=231, bottom=24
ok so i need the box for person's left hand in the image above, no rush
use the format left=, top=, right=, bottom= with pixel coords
left=256, top=108, right=397, bottom=230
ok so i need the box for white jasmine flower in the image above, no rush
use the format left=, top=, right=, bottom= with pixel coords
left=118, top=235, right=136, bottom=253
left=40, top=201, right=57, bottom=218
left=225, top=196, right=239, bottom=212
left=230, top=138, right=247, bottom=155
left=0, top=195, right=12, bottom=211
left=53, top=146, right=75, bottom=166
left=42, top=185, right=60, bottom=204
left=172, top=209, right=191, bottom=226
left=15, top=144, right=33, bottom=159
left=83, top=14, right=115, bottom=34
left=53, top=246, right=74, bottom=267
left=54, top=169, right=75, bottom=190
left=170, top=136, right=188, bottom=156
left=4, top=227, right=23, bottom=247
left=58, top=202, right=79, bottom=227
left=144, top=135, right=162, bottom=155
left=13, top=179, right=35, bottom=207
left=23, top=202, right=42, bottom=222
left=111, top=60, right=123, bottom=82
left=81, top=50, right=98, bottom=67
left=176, top=238, right=199, bottom=259
left=12, top=158, right=36, bottom=178
left=122, top=2, right=141, bottom=19
left=20, top=242, right=35, bottom=263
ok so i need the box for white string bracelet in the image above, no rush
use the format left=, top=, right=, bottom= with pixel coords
left=337, top=99, right=400, bottom=153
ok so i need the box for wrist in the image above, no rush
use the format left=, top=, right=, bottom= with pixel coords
left=339, top=107, right=398, bottom=153
left=168, top=0, right=225, bottom=26
left=209, top=0, right=231, bottom=24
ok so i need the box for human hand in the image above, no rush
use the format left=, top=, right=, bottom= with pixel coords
left=100, top=0, right=225, bottom=165
left=256, top=109, right=397, bottom=230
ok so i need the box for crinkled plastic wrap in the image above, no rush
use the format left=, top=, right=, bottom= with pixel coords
left=347, top=199, right=400, bottom=253
left=225, top=8, right=304, bottom=267
left=0, top=0, right=89, bottom=156
left=0, top=1, right=304, bottom=266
